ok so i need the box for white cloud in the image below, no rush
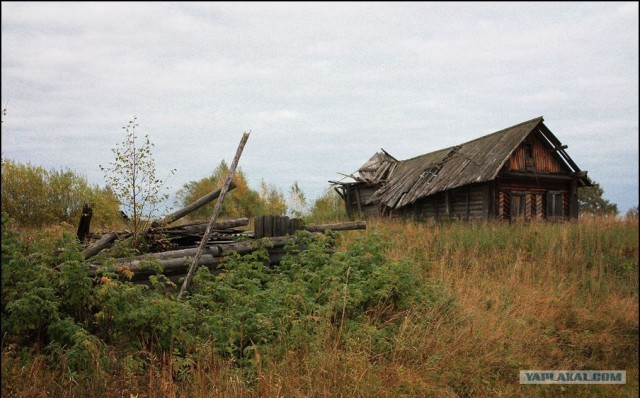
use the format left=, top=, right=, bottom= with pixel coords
left=1, top=2, right=638, bottom=213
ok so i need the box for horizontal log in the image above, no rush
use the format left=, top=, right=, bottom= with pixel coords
left=151, top=181, right=237, bottom=228
left=158, top=218, right=249, bottom=234
left=82, top=232, right=120, bottom=260
left=303, top=221, right=367, bottom=232
left=89, top=233, right=318, bottom=277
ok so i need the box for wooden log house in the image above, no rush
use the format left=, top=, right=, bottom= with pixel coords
left=334, top=117, right=591, bottom=222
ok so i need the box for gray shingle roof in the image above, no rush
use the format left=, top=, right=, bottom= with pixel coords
left=358, top=117, right=583, bottom=209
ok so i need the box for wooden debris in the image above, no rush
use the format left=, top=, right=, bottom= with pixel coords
left=76, top=204, right=93, bottom=243
left=179, top=131, right=250, bottom=299
left=70, top=131, right=367, bottom=293
left=150, top=181, right=237, bottom=229
left=82, top=232, right=121, bottom=260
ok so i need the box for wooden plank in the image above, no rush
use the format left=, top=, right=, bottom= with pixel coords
left=263, top=215, right=273, bottom=238
left=254, top=215, right=264, bottom=239
left=354, top=188, right=363, bottom=214
left=280, top=216, right=290, bottom=236
left=289, top=218, right=303, bottom=234
left=178, top=132, right=250, bottom=300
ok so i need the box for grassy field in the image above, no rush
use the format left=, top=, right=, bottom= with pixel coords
left=2, top=216, right=638, bottom=397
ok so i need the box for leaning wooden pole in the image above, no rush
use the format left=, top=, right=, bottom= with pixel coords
left=150, top=181, right=237, bottom=228
left=177, top=131, right=250, bottom=300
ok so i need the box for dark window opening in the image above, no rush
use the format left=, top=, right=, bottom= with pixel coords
left=510, top=192, right=526, bottom=220
left=546, top=191, right=563, bottom=219
left=523, top=142, right=535, bottom=170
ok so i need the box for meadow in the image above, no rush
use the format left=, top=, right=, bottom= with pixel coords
left=2, top=216, right=638, bottom=397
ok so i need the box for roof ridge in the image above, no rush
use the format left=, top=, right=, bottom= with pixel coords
left=398, top=116, right=544, bottom=163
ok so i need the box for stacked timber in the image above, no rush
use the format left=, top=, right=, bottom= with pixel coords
left=75, top=184, right=366, bottom=284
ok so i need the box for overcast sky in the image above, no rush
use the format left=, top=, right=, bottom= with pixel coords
left=2, top=2, right=638, bottom=214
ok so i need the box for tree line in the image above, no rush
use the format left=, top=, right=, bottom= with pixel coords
left=1, top=115, right=625, bottom=231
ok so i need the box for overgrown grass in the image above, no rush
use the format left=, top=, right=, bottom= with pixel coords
left=2, top=215, right=638, bottom=397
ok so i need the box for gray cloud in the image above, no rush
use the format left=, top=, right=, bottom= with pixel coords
left=2, top=2, right=638, bottom=213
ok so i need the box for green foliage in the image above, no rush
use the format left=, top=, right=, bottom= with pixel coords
left=100, top=117, right=175, bottom=242
left=2, top=213, right=638, bottom=396
left=2, top=215, right=57, bottom=339
left=2, top=215, right=638, bottom=397
left=187, top=231, right=429, bottom=364
left=1, top=159, right=119, bottom=228
left=578, top=180, right=619, bottom=216
left=306, top=188, right=347, bottom=223
left=178, top=160, right=287, bottom=220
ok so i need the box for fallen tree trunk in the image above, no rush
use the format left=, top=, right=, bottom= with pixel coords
left=303, top=221, right=367, bottom=232
left=82, top=232, right=121, bottom=260
left=151, top=181, right=237, bottom=228
left=157, top=217, right=249, bottom=235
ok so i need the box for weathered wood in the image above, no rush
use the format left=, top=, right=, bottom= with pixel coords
left=254, top=215, right=264, bottom=239
left=151, top=181, right=237, bottom=228
left=76, top=204, right=93, bottom=243
left=91, top=234, right=312, bottom=278
left=354, top=188, right=363, bottom=214
left=303, top=221, right=367, bottom=232
left=158, top=218, right=249, bottom=235
left=289, top=218, right=303, bottom=234
left=263, top=215, right=273, bottom=238
left=81, top=232, right=120, bottom=259
left=178, top=132, right=250, bottom=299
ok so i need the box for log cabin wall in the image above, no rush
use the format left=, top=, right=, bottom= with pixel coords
left=344, top=183, right=382, bottom=217
left=336, top=117, right=589, bottom=222
left=392, top=183, right=491, bottom=221
left=506, top=132, right=566, bottom=174
left=495, top=179, right=572, bottom=220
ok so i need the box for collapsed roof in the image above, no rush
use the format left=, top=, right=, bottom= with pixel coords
left=340, top=117, right=590, bottom=210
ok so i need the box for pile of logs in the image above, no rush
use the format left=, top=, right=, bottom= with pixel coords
left=76, top=133, right=365, bottom=290
left=76, top=184, right=366, bottom=284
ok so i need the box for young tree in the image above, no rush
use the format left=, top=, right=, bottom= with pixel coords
left=100, top=117, right=175, bottom=244
left=307, top=188, right=347, bottom=223
left=287, top=181, right=308, bottom=219
left=259, top=179, right=287, bottom=216
left=177, top=161, right=287, bottom=220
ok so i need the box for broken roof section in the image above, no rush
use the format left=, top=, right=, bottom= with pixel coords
left=343, top=116, right=589, bottom=210
left=356, top=149, right=397, bottom=183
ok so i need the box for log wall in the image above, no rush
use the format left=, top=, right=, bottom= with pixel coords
left=506, top=133, right=566, bottom=174
left=344, top=183, right=382, bottom=217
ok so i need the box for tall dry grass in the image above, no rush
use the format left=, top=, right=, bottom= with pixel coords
left=2, top=217, right=638, bottom=397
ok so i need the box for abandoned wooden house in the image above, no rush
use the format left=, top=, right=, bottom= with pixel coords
left=333, top=117, right=591, bottom=222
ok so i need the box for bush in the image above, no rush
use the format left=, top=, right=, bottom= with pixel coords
left=1, top=159, right=120, bottom=228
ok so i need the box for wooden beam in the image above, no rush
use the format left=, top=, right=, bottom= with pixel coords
left=81, top=232, right=121, bottom=260
left=88, top=233, right=318, bottom=278
left=304, top=221, right=366, bottom=232
left=178, top=132, right=250, bottom=300
left=354, top=188, right=363, bottom=215
left=151, top=181, right=237, bottom=228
